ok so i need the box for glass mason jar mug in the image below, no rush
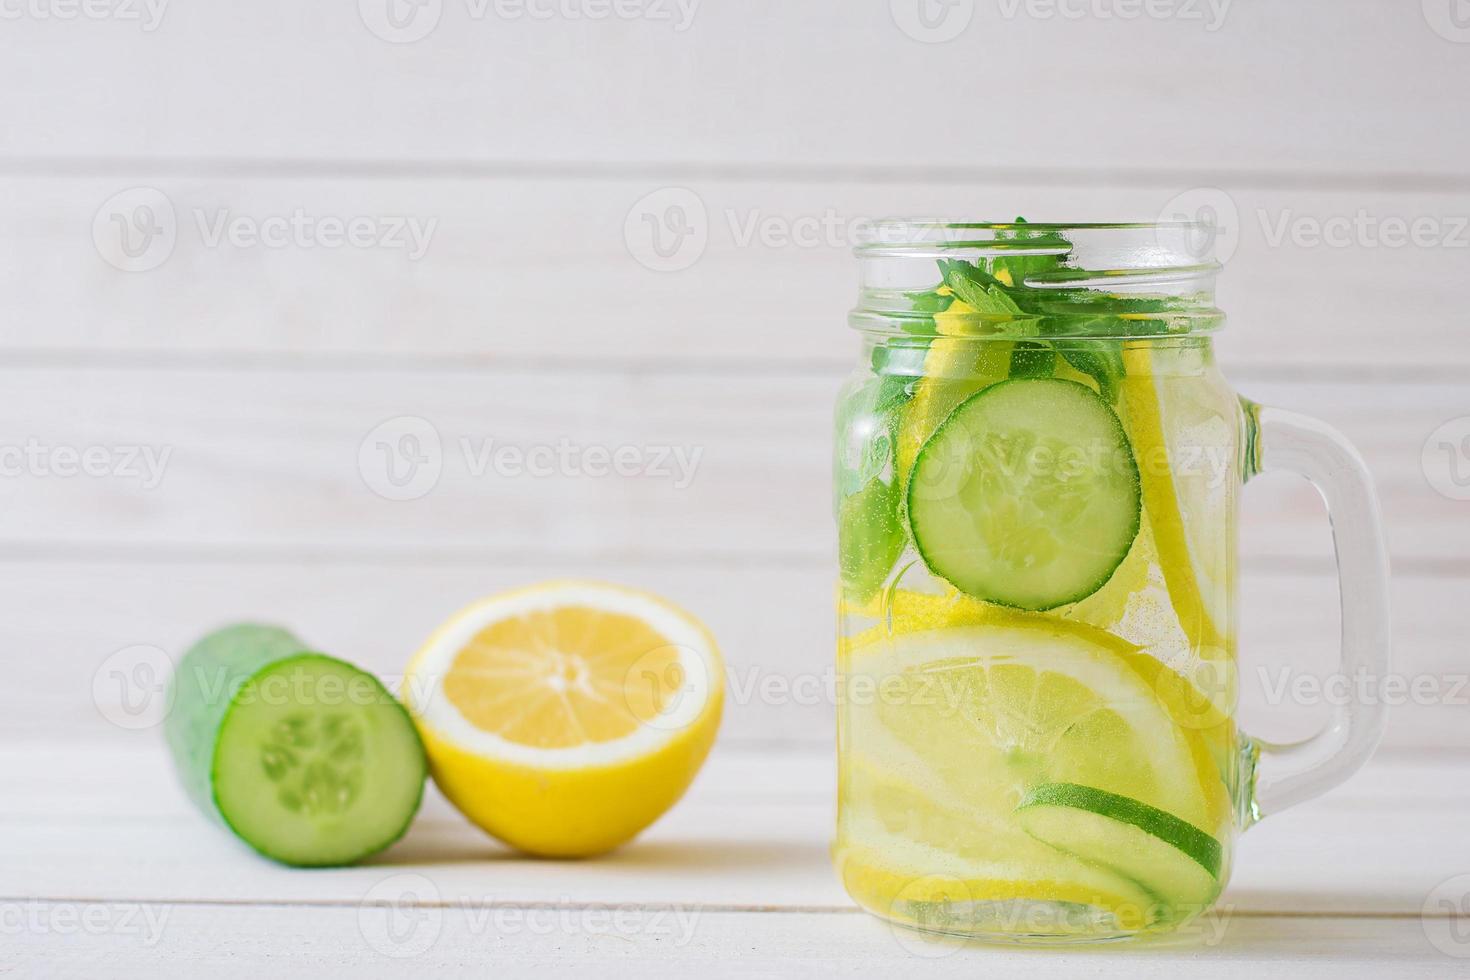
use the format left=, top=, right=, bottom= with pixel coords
left=832, top=222, right=1391, bottom=943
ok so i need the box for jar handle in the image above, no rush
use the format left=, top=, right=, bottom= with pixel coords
left=1242, top=403, right=1392, bottom=822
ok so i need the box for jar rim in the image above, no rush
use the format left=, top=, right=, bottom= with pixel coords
left=850, top=219, right=1225, bottom=339
left=852, top=219, right=1220, bottom=259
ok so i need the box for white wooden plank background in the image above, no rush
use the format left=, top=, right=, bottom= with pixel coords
left=5, top=3, right=1469, bottom=973
left=13, top=561, right=1469, bottom=748
left=0, top=370, right=1461, bottom=561
left=3, top=1, right=1466, bottom=175
left=6, top=177, right=1467, bottom=372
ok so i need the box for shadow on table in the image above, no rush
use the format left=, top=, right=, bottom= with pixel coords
left=372, top=819, right=826, bottom=874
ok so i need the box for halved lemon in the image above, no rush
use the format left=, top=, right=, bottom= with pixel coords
left=403, top=581, right=723, bottom=856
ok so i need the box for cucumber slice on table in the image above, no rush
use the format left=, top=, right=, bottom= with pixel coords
left=164, top=624, right=427, bottom=867
left=907, top=378, right=1140, bottom=611
left=1017, top=782, right=1221, bottom=911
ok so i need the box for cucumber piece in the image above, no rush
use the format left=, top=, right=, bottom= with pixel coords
left=164, top=624, right=426, bottom=867
left=906, top=378, right=1141, bottom=610
left=1016, top=783, right=1221, bottom=911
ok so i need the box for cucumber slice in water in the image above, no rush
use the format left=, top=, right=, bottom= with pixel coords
left=1017, top=782, right=1221, bottom=912
left=907, top=378, right=1140, bottom=611
left=165, top=625, right=427, bottom=867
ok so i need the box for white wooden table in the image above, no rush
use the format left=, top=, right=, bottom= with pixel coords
left=7, top=741, right=1468, bottom=977
left=3, top=3, right=1468, bottom=976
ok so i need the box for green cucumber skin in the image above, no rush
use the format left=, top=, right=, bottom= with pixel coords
left=165, top=624, right=310, bottom=819
left=1018, top=782, right=1222, bottom=877
left=164, top=625, right=427, bottom=867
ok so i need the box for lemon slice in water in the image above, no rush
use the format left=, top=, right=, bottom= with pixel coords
left=840, top=619, right=1229, bottom=924
left=1120, top=343, right=1239, bottom=658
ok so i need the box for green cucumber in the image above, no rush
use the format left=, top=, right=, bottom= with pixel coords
left=906, top=378, right=1141, bottom=610
left=164, top=624, right=426, bottom=867
left=1017, top=783, right=1221, bottom=911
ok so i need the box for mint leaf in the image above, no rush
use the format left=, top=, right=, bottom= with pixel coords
left=1056, top=342, right=1126, bottom=404
left=1009, top=341, right=1057, bottom=379
left=939, top=259, right=1002, bottom=309
left=939, top=260, right=1034, bottom=319
left=992, top=217, right=1068, bottom=287
left=903, top=288, right=954, bottom=314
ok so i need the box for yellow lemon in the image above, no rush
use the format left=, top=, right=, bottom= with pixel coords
left=403, top=581, right=723, bottom=857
